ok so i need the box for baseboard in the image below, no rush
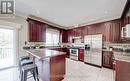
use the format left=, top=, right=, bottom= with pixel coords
left=84, top=62, right=102, bottom=68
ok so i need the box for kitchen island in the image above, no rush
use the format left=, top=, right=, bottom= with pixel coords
left=113, top=51, right=130, bottom=81
left=25, top=49, right=66, bottom=81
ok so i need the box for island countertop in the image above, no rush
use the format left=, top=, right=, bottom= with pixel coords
left=25, top=49, right=66, bottom=59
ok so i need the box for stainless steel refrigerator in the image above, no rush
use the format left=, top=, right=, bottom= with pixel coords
left=84, top=34, right=102, bottom=67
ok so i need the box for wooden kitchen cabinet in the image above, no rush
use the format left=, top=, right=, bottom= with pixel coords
left=115, top=60, right=130, bottom=81
left=103, top=20, right=122, bottom=43
left=61, top=48, right=70, bottom=58
left=66, top=48, right=70, bottom=58
left=67, top=30, right=73, bottom=43
left=33, top=54, right=66, bottom=81
left=51, top=48, right=70, bottom=58
left=60, top=30, right=68, bottom=43
left=102, top=51, right=113, bottom=69
left=79, top=49, right=84, bottom=62
left=27, top=18, right=46, bottom=42
left=67, top=19, right=122, bottom=43
left=87, top=26, right=96, bottom=35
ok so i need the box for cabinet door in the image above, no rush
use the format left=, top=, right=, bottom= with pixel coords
left=68, top=30, right=73, bottom=43
left=28, top=21, right=38, bottom=42
left=79, top=49, right=84, bottom=61
left=87, top=26, right=96, bottom=35
left=66, top=48, right=70, bottom=58
left=104, top=20, right=121, bottom=43
left=102, top=51, right=113, bottom=69
left=115, top=60, right=130, bottom=81
left=28, top=19, right=46, bottom=42
left=61, top=30, right=68, bottom=43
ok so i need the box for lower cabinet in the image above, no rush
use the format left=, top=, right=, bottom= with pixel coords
left=79, top=49, right=84, bottom=62
left=50, top=48, right=70, bottom=58
left=102, top=51, right=113, bottom=69
left=65, top=48, right=70, bottom=58
left=115, top=60, right=130, bottom=81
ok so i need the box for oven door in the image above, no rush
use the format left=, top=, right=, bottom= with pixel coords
left=70, top=49, right=78, bottom=56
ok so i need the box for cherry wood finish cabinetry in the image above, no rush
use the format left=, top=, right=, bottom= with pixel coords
left=122, top=16, right=130, bottom=26
left=67, top=30, right=73, bottom=43
left=66, top=48, right=70, bottom=58
left=103, top=20, right=122, bottom=43
left=102, top=51, right=113, bottom=69
left=50, top=48, right=70, bottom=58
left=27, top=18, right=46, bottom=42
left=34, top=54, right=66, bottom=81
left=67, top=19, right=122, bottom=43
left=60, top=30, right=68, bottom=43
left=78, top=49, right=84, bottom=62
left=50, top=55, right=66, bottom=81
left=115, top=60, right=130, bottom=81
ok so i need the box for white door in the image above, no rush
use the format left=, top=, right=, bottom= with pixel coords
left=0, top=28, right=15, bottom=69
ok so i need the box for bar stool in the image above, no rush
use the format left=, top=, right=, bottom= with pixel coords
left=19, top=56, right=30, bottom=69
left=19, top=56, right=33, bottom=78
left=21, top=64, right=39, bottom=81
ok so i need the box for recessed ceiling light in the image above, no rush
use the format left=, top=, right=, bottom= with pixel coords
left=36, top=10, right=40, bottom=14
left=105, top=11, right=108, bottom=14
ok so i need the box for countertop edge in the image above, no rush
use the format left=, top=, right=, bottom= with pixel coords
left=25, top=49, right=66, bottom=60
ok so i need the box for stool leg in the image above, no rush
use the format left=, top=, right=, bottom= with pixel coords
left=35, top=68, right=39, bottom=81
left=21, top=71, right=23, bottom=81
left=19, top=66, right=22, bottom=78
left=23, top=71, right=27, bottom=81
left=32, top=70, right=36, bottom=81
left=36, top=67, right=38, bottom=75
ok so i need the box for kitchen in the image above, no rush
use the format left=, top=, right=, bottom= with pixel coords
left=0, top=0, right=130, bottom=81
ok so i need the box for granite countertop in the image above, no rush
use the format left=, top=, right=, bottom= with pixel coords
left=25, top=49, right=66, bottom=60
left=103, top=49, right=130, bottom=62
left=113, top=51, right=130, bottom=63
left=23, top=46, right=85, bottom=49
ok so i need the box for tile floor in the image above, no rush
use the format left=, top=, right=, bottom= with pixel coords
left=0, top=58, right=115, bottom=81
left=62, top=59, right=115, bottom=81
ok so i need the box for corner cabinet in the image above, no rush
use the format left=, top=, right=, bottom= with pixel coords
left=115, top=60, right=130, bottom=81
left=102, top=51, right=113, bottom=69
left=27, top=18, right=46, bottom=42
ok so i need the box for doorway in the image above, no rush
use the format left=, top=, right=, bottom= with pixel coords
left=0, top=28, right=15, bottom=69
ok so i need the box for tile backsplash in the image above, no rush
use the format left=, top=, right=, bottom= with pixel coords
left=104, top=43, right=130, bottom=49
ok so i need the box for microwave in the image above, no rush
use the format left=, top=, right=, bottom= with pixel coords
left=121, top=24, right=130, bottom=37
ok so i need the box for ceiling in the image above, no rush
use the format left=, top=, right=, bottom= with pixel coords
left=15, top=0, right=127, bottom=28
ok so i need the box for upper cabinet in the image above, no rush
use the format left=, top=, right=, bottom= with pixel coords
left=104, top=20, right=122, bottom=43
left=60, top=29, right=68, bottom=43
left=67, top=19, right=122, bottom=43
left=27, top=18, right=46, bottom=42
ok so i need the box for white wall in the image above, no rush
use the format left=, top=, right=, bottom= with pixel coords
left=0, top=15, right=28, bottom=58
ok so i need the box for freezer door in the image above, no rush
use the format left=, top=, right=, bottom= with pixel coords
left=84, top=35, right=92, bottom=44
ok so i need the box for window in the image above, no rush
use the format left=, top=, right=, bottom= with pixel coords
left=46, top=28, right=60, bottom=46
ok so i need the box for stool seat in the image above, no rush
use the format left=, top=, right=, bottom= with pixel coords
left=21, top=60, right=33, bottom=66
left=22, top=64, right=37, bottom=71
left=20, top=56, right=30, bottom=61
